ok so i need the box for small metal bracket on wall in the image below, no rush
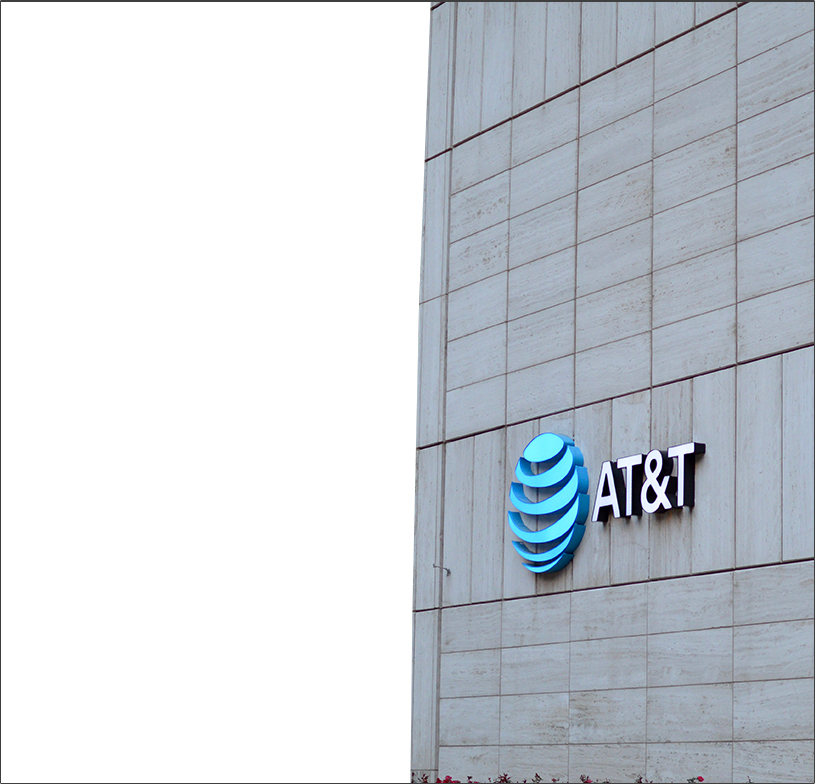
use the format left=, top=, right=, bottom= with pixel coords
left=432, top=563, right=451, bottom=576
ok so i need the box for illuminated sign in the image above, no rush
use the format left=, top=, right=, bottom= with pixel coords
left=592, top=442, right=705, bottom=521
left=507, top=433, right=590, bottom=574
left=507, top=435, right=706, bottom=573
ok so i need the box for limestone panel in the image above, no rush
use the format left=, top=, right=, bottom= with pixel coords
left=501, top=642, right=570, bottom=695
left=653, top=245, right=736, bottom=329
left=500, top=745, right=568, bottom=784
left=571, top=582, right=647, bottom=640
left=471, top=428, right=506, bottom=603
left=734, top=619, right=815, bottom=682
left=439, top=695, right=500, bottom=746
left=577, top=217, right=651, bottom=298
left=738, top=217, right=814, bottom=302
left=610, top=390, right=651, bottom=584
left=647, top=627, right=733, bottom=687
left=439, top=648, right=501, bottom=698
left=570, top=635, right=647, bottom=691
left=509, top=193, right=576, bottom=269
left=426, top=2, right=454, bottom=159
left=544, top=2, right=581, bottom=99
left=506, top=354, right=573, bottom=424
left=647, top=683, right=733, bottom=742
left=452, top=2, right=484, bottom=144
left=648, top=571, right=734, bottom=634
left=507, top=301, right=574, bottom=373
left=577, top=162, right=653, bottom=244
left=738, top=93, right=814, bottom=182
left=733, top=562, right=815, bottom=627
left=576, top=275, right=651, bottom=352
left=452, top=122, right=510, bottom=195
left=649, top=380, right=693, bottom=579
left=510, top=141, right=577, bottom=219
left=571, top=401, right=613, bottom=588
left=442, top=437, right=474, bottom=607
left=734, top=679, right=815, bottom=741
left=447, top=273, right=507, bottom=342
left=570, top=689, right=647, bottom=744
left=654, top=126, right=736, bottom=214
left=511, top=90, right=578, bottom=168
left=651, top=305, right=736, bottom=386
left=655, top=13, right=736, bottom=101
left=500, top=692, right=569, bottom=745
left=580, top=1, right=617, bottom=82
left=737, top=31, right=814, bottom=123
left=445, top=375, right=505, bottom=440
left=737, top=155, right=814, bottom=242
left=501, top=592, right=571, bottom=648
left=576, top=332, right=651, bottom=406
left=733, top=740, right=815, bottom=784
left=736, top=356, right=783, bottom=567
left=653, top=185, right=735, bottom=270
left=692, top=366, right=737, bottom=573
left=417, top=296, right=445, bottom=447
left=414, top=446, right=443, bottom=611
left=508, top=247, right=574, bottom=320
left=655, top=67, right=735, bottom=153
left=738, top=281, right=815, bottom=362
left=411, top=609, right=440, bottom=771
left=617, top=2, right=654, bottom=63
left=421, top=153, right=450, bottom=303
left=568, top=743, right=646, bottom=784
left=480, top=2, right=514, bottom=130
left=450, top=170, right=510, bottom=243
left=783, top=347, right=815, bottom=560
left=695, top=2, right=737, bottom=25
left=437, top=746, right=498, bottom=783
left=580, top=53, right=653, bottom=136
left=441, top=602, right=502, bottom=653
left=655, top=1, right=695, bottom=45
left=449, top=221, right=509, bottom=293
left=580, top=106, right=653, bottom=190
left=446, top=324, right=505, bottom=391
left=511, top=1, right=546, bottom=116
left=646, top=742, right=733, bottom=784
left=738, top=1, right=815, bottom=63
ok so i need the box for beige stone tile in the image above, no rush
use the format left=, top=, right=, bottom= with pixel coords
left=735, top=357, right=783, bottom=567
left=441, top=602, right=501, bottom=653
left=647, top=683, right=733, bottom=742
left=439, top=695, right=500, bottom=746
left=648, top=571, right=733, bottom=634
left=734, top=562, right=815, bottom=626
left=648, top=627, right=733, bottom=686
left=734, top=679, right=815, bottom=740
left=571, top=582, right=647, bottom=640
left=440, top=648, right=501, bottom=698
left=570, top=689, right=647, bottom=743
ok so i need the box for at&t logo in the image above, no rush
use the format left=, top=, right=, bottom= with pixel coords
left=507, top=433, right=590, bottom=574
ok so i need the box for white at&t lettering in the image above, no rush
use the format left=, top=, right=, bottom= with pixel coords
left=591, top=442, right=705, bottom=522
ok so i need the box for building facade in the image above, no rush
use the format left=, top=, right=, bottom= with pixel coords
left=412, top=3, right=814, bottom=782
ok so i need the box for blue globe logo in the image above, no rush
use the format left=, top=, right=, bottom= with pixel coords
left=508, top=433, right=590, bottom=573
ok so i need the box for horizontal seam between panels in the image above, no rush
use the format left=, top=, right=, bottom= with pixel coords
left=417, top=558, right=815, bottom=611
left=418, top=342, right=815, bottom=441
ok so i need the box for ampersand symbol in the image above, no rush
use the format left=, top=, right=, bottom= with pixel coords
left=640, top=449, right=675, bottom=514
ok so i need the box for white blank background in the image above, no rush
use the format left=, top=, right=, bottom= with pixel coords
left=1, top=4, right=428, bottom=782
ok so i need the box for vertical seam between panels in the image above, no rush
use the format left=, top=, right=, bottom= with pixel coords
left=433, top=7, right=457, bottom=773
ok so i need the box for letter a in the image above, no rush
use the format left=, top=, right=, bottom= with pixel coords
left=592, top=460, right=625, bottom=522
